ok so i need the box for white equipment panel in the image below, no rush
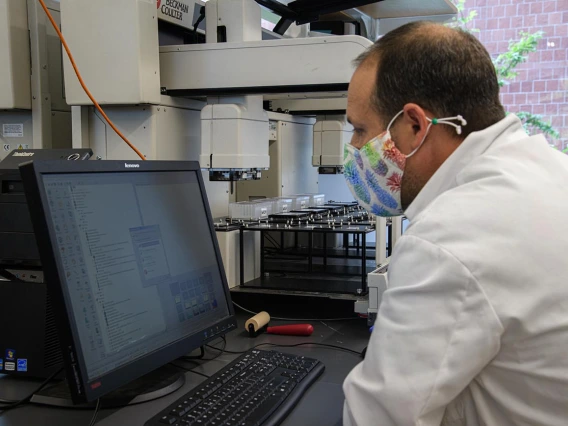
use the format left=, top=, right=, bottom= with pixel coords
left=313, top=117, right=353, bottom=167
left=367, top=260, right=390, bottom=319
left=0, top=0, right=31, bottom=110
left=216, top=230, right=260, bottom=289
left=84, top=98, right=204, bottom=161
left=159, top=36, right=372, bottom=95
left=61, top=0, right=161, bottom=105
left=236, top=112, right=317, bottom=201
left=200, top=100, right=269, bottom=169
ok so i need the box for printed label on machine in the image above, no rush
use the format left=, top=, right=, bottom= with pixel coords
left=282, top=204, right=288, bottom=212
left=301, top=201, right=307, bottom=208
left=261, top=208, right=268, bottom=218
left=2, top=124, right=23, bottom=138
left=5, top=362, right=15, bottom=371
left=3, top=144, right=10, bottom=152
left=157, top=0, right=203, bottom=31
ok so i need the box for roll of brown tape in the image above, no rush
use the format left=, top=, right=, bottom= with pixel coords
left=245, top=311, right=270, bottom=332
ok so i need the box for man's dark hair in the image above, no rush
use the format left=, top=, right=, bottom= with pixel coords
left=355, top=21, right=505, bottom=138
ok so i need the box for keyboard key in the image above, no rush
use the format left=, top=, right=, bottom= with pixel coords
left=186, top=396, right=200, bottom=406
left=160, top=415, right=178, bottom=425
left=215, top=413, right=230, bottom=422
left=187, top=408, right=205, bottom=418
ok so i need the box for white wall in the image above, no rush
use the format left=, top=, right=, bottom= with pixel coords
left=318, top=174, right=353, bottom=203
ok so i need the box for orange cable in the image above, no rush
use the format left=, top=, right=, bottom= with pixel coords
left=37, top=0, right=146, bottom=161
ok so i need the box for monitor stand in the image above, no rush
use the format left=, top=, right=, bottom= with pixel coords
left=30, top=364, right=185, bottom=408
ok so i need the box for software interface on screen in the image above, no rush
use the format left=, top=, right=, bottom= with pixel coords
left=42, top=171, right=230, bottom=381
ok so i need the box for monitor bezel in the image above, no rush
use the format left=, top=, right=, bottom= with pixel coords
left=20, top=159, right=237, bottom=403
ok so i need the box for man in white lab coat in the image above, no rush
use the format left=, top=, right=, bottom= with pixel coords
left=342, top=22, right=568, bottom=425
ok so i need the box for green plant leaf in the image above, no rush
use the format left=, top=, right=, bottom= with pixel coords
left=445, top=0, right=560, bottom=148
left=516, top=111, right=560, bottom=138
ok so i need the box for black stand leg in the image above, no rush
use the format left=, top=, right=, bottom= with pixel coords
left=308, top=232, right=313, bottom=273
left=387, top=223, right=393, bottom=257
left=239, top=227, right=244, bottom=286
left=260, top=231, right=265, bottom=279
left=361, top=232, right=367, bottom=293
left=323, top=233, right=328, bottom=267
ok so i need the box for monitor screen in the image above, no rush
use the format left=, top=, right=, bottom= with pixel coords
left=40, top=169, right=231, bottom=382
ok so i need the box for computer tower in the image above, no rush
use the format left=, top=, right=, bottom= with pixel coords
left=0, top=148, right=92, bottom=268
left=0, top=280, right=63, bottom=378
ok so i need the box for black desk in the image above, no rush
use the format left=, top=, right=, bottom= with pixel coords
left=0, top=314, right=369, bottom=426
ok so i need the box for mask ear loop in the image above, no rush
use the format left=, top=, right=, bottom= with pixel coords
left=386, top=110, right=405, bottom=132
left=430, top=115, right=468, bottom=135
left=391, top=112, right=468, bottom=158
left=406, top=122, right=433, bottom=159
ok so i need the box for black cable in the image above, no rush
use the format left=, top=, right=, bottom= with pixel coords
left=200, top=336, right=227, bottom=361
left=206, top=339, right=362, bottom=357
left=170, top=363, right=211, bottom=379
left=181, top=346, right=205, bottom=361
left=205, top=345, right=244, bottom=355
left=232, top=301, right=362, bottom=322
left=253, top=342, right=362, bottom=356
left=192, top=6, right=205, bottom=43
left=0, top=367, right=63, bottom=412
left=205, top=336, right=243, bottom=355
left=179, top=338, right=226, bottom=363
left=88, top=398, right=100, bottom=426
left=173, top=337, right=226, bottom=376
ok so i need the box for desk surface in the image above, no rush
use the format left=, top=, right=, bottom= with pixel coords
left=0, top=313, right=369, bottom=426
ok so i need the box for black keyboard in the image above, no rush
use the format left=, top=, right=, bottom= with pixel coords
left=146, top=349, right=325, bottom=426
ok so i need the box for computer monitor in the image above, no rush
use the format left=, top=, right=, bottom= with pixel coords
left=20, top=160, right=237, bottom=403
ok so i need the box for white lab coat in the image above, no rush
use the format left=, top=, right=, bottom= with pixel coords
left=343, top=114, right=568, bottom=426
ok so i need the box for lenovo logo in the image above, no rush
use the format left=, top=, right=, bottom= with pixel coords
left=124, top=163, right=140, bottom=168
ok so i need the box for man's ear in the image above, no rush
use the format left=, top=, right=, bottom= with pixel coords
left=403, top=103, right=430, bottom=151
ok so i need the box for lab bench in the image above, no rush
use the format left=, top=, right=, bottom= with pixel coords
left=0, top=312, right=369, bottom=426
